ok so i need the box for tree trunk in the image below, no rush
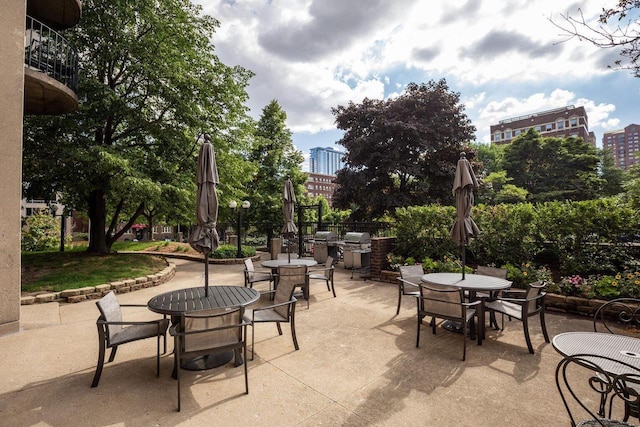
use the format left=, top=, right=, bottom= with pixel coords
left=87, top=189, right=110, bottom=254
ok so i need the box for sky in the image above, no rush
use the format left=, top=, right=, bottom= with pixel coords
left=195, top=0, right=640, bottom=170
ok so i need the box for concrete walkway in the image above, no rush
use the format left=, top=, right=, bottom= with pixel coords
left=1, top=254, right=596, bottom=426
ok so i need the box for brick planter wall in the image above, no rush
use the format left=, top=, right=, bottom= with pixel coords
left=370, top=237, right=396, bottom=279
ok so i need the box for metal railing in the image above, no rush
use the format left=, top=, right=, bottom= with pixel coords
left=25, top=16, right=79, bottom=92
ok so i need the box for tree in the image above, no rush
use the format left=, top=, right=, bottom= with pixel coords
left=502, top=129, right=602, bottom=202
left=246, top=101, right=305, bottom=246
left=599, top=148, right=626, bottom=196
left=554, top=2, right=640, bottom=76
left=22, top=0, right=253, bottom=254
left=331, top=80, right=476, bottom=220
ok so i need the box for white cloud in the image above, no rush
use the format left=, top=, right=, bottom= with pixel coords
left=196, top=0, right=636, bottom=152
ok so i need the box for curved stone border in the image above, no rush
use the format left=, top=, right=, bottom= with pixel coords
left=21, top=262, right=177, bottom=305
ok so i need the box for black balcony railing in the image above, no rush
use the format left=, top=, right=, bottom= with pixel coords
left=25, top=16, right=79, bottom=92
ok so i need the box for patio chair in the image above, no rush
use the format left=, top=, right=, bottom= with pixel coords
left=416, top=283, right=481, bottom=361
left=396, top=264, right=424, bottom=315
left=243, top=266, right=300, bottom=360
left=277, top=264, right=310, bottom=308
left=474, top=265, right=509, bottom=328
left=308, top=255, right=336, bottom=298
left=555, top=353, right=640, bottom=427
left=483, top=280, right=550, bottom=354
left=244, top=258, right=274, bottom=292
left=91, top=291, right=169, bottom=388
left=170, top=307, right=249, bottom=411
left=593, top=298, right=640, bottom=421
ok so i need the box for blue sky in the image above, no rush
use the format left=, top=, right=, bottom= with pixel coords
left=196, top=0, right=640, bottom=170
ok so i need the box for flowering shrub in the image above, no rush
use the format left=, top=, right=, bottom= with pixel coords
left=501, top=262, right=553, bottom=288
left=422, top=255, right=473, bottom=274
left=385, top=253, right=415, bottom=271
left=547, top=271, right=640, bottom=300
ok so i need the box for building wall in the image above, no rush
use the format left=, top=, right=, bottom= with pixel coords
left=602, top=124, right=640, bottom=170
left=0, top=0, right=26, bottom=334
left=489, top=105, right=596, bottom=146
left=305, top=173, right=338, bottom=206
left=309, top=147, right=345, bottom=175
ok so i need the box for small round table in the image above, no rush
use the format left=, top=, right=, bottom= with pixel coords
left=553, top=332, right=640, bottom=375
left=148, top=286, right=259, bottom=371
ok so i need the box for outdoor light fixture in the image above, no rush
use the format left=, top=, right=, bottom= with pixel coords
left=229, top=200, right=250, bottom=258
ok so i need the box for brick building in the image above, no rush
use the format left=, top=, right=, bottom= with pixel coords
left=603, top=124, right=640, bottom=170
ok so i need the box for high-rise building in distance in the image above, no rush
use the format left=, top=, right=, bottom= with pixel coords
left=489, top=105, right=596, bottom=146
left=309, top=146, right=345, bottom=176
left=603, top=124, right=640, bottom=170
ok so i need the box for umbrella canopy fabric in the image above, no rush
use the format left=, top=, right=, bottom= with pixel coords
left=281, top=178, right=298, bottom=237
left=450, top=152, right=480, bottom=247
left=189, top=135, right=220, bottom=255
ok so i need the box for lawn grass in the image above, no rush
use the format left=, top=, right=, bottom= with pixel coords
left=21, top=247, right=168, bottom=293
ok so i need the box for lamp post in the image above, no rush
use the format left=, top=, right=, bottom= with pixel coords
left=229, top=200, right=250, bottom=258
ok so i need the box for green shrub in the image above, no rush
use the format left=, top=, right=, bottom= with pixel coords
left=422, top=255, right=473, bottom=274
left=211, top=244, right=256, bottom=259
left=21, top=210, right=63, bottom=252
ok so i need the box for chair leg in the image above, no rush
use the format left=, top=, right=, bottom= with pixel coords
left=540, top=310, right=550, bottom=343
left=276, top=322, right=283, bottom=336
left=243, top=341, right=249, bottom=394
left=522, top=317, right=534, bottom=354
left=330, top=277, right=336, bottom=298
left=416, top=314, right=422, bottom=347
left=461, top=320, right=467, bottom=361
left=176, top=336, right=181, bottom=412
left=250, top=323, right=255, bottom=361
left=396, top=286, right=402, bottom=315
left=91, top=335, right=107, bottom=388
left=107, top=346, right=118, bottom=363
left=156, top=335, right=161, bottom=378
left=290, top=318, right=299, bottom=351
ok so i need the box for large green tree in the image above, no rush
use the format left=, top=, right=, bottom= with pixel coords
left=246, top=100, right=305, bottom=246
left=331, top=80, right=476, bottom=220
left=502, top=129, right=602, bottom=201
left=22, top=0, right=253, bottom=253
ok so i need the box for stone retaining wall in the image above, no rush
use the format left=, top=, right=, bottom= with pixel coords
left=21, top=262, right=176, bottom=305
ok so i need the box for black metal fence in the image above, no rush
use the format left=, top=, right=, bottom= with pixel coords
left=25, top=16, right=79, bottom=91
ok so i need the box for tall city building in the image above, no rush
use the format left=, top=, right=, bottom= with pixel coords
left=309, top=146, right=345, bottom=175
left=602, top=124, right=640, bottom=170
left=489, top=105, right=596, bottom=146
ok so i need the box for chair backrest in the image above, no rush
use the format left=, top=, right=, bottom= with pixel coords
left=244, top=258, right=256, bottom=279
left=593, top=298, right=640, bottom=334
left=275, top=265, right=306, bottom=317
left=475, top=266, right=508, bottom=279
left=96, top=291, right=123, bottom=342
left=324, top=256, right=335, bottom=279
left=179, top=307, right=243, bottom=353
left=525, top=281, right=546, bottom=314
left=419, top=283, right=464, bottom=319
left=399, top=264, right=424, bottom=285
left=555, top=353, right=640, bottom=426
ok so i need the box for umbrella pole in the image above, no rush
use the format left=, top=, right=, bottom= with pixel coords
left=461, top=246, right=466, bottom=280
left=287, top=238, right=291, bottom=263
left=204, top=252, right=209, bottom=297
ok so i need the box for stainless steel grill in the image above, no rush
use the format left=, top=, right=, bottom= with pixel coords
left=340, top=232, right=371, bottom=278
left=313, top=231, right=338, bottom=263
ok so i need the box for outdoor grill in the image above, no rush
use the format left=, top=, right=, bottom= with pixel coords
left=341, top=232, right=371, bottom=278
left=313, top=231, right=338, bottom=263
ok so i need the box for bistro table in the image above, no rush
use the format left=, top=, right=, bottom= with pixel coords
left=148, top=286, right=260, bottom=371
left=420, top=272, right=512, bottom=343
left=553, top=332, right=640, bottom=375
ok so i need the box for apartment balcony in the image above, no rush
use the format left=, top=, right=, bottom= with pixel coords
left=27, top=0, right=81, bottom=30
left=24, top=15, right=79, bottom=115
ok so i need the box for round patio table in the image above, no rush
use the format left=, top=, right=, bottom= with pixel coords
left=261, top=258, right=318, bottom=299
left=553, top=332, right=640, bottom=375
left=420, top=272, right=512, bottom=342
left=148, top=286, right=259, bottom=371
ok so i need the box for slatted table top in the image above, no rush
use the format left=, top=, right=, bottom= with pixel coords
left=147, top=286, right=260, bottom=316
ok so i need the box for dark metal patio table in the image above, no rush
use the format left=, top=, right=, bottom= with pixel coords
left=148, top=286, right=259, bottom=371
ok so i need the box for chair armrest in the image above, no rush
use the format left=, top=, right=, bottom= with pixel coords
left=251, top=298, right=297, bottom=315
left=398, top=278, right=420, bottom=289
left=462, top=300, right=482, bottom=308
left=490, top=293, right=545, bottom=305
left=97, top=319, right=166, bottom=326
left=119, top=304, right=149, bottom=308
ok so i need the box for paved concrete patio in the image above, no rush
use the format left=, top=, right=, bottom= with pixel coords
left=1, top=253, right=596, bottom=426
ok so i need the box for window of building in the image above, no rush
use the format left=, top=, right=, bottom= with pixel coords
left=545, top=123, right=553, bottom=131
left=569, top=118, right=578, bottom=127
left=505, top=130, right=512, bottom=139
left=556, top=120, right=564, bottom=130
left=534, top=125, right=541, bottom=132
left=514, top=129, right=521, bottom=136
left=494, top=133, right=501, bottom=142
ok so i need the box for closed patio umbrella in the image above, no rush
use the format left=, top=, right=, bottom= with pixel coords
left=188, top=134, right=220, bottom=296
left=450, top=152, right=480, bottom=279
left=281, top=177, right=298, bottom=262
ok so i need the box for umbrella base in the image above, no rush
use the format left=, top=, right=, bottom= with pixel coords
left=442, top=320, right=464, bottom=334
left=181, top=351, right=235, bottom=371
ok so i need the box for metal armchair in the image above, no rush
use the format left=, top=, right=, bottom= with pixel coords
left=308, top=255, right=336, bottom=298
left=91, top=291, right=169, bottom=387
left=396, top=264, right=424, bottom=315
left=170, top=307, right=249, bottom=411
left=416, top=283, right=481, bottom=361
left=243, top=266, right=301, bottom=360
left=243, top=258, right=274, bottom=292
left=484, top=280, right=550, bottom=354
